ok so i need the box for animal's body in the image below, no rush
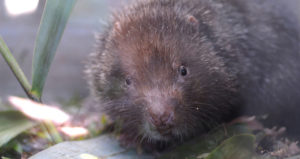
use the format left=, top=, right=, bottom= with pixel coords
left=85, top=0, right=300, bottom=148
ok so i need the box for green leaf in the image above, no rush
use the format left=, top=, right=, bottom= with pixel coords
left=0, top=111, right=36, bottom=147
left=205, top=134, right=256, bottom=159
left=0, top=140, right=23, bottom=156
left=159, top=124, right=252, bottom=159
left=31, top=0, right=77, bottom=99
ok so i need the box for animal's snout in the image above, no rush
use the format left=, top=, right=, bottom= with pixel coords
left=144, top=88, right=180, bottom=135
left=148, top=104, right=175, bottom=135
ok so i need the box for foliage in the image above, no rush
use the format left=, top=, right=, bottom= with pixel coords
left=0, top=0, right=77, bottom=155
left=206, top=134, right=255, bottom=159
left=0, top=111, right=36, bottom=147
left=31, top=0, right=77, bottom=100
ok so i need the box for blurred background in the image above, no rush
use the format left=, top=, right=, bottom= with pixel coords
left=0, top=0, right=298, bottom=106
left=0, top=0, right=130, bottom=105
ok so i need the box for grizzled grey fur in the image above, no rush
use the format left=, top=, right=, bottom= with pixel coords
left=85, top=0, right=300, bottom=148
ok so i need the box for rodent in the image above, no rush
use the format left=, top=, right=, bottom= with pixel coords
left=85, top=0, right=300, bottom=149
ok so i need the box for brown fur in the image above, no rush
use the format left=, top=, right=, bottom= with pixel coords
left=86, top=0, right=300, bottom=149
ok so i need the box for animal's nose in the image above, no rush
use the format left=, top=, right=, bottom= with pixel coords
left=148, top=108, right=174, bottom=134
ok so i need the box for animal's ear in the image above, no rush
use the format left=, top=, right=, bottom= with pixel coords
left=186, top=14, right=198, bottom=25
left=114, top=21, right=122, bottom=32
left=112, top=21, right=122, bottom=35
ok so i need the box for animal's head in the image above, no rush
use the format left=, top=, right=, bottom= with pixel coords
left=88, top=2, right=238, bottom=142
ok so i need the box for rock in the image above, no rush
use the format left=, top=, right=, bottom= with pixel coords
left=29, top=135, right=153, bottom=159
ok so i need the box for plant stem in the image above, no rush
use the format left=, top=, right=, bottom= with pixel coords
left=40, top=123, right=53, bottom=143
left=46, top=121, right=63, bottom=143
left=0, top=36, right=63, bottom=144
left=0, top=36, right=37, bottom=101
left=41, top=121, right=63, bottom=144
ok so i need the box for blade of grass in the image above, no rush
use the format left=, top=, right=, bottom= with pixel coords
left=0, top=36, right=35, bottom=100
left=31, top=0, right=77, bottom=100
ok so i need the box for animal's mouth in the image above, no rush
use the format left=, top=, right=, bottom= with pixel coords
left=143, top=121, right=174, bottom=141
left=156, top=125, right=173, bottom=136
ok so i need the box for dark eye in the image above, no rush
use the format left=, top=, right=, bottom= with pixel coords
left=179, top=66, right=188, bottom=76
left=125, top=78, right=132, bottom=85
